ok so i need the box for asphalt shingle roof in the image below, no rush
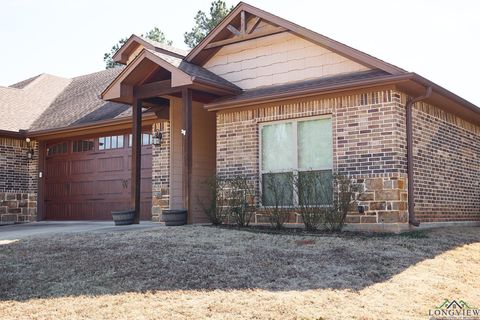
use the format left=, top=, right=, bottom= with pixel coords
left=148, top=50, right=241, bottom=92
left=0, top=74, right=71, bottom=132
left=209, top=69, right=390, bottom=105
left=30, top=67, right=130, bottom=131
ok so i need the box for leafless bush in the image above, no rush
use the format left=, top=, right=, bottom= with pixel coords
left=227, top=175, right=256, bottom=227
left=294, top=171, right=332, bottom=231
left=324, top=174, right=361, bottom=232
left=262, top=173, right=292, bottom=229
left=198, top=175, right=229, bottom=225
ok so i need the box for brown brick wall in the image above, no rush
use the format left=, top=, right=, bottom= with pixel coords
left=411, top=100, right=480, bottom=222
left=151, top=122, right=170, bottom=221
left=0, top=137, right=38, bottom=223
left=216, top=89, right=409, bottom=224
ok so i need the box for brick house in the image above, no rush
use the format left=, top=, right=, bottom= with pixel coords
left=1, top=2, right=479, bottom=232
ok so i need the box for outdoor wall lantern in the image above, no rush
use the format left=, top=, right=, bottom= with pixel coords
left=152, top=130, right=163, bottom=145
left=25, top=137, right=34, bottom=160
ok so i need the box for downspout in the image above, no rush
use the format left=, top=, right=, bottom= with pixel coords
left=406, top=86, right=432, bottom=226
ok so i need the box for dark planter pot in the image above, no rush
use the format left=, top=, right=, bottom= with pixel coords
left=161, top=209, right=188, bottom=226
left=111, top=210, right=135, bottom=226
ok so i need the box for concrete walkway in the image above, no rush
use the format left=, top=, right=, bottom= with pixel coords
left=0, top=221, right=165, bottom=240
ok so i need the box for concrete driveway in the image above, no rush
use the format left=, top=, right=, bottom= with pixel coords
left=0, top=221, right=165, bottom=240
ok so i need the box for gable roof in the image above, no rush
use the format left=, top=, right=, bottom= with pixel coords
left=112, top=34, right=189, bottom=64
left=186, top=2, right=406, bottom=75
left=102, top=48, right=241, bottom=102
left=0, top=74, right=71, bottom=132
left=30, top=67, right=131, bottom=131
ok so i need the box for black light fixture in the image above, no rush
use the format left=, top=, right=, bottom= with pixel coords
left=357, top=205, right=365, bottom=214
left=152, top=130, right=163, bottom=145
left=25, top=138, right=34, bottom=160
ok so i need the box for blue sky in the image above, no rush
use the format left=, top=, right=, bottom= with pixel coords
left=0, top=0, right=479, bottom=105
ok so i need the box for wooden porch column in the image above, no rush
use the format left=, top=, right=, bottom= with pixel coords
left=131, top=97, right=142, bottom=224
left=182, top=88, right=193, bottom=221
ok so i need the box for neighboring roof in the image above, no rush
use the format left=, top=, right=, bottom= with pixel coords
left=112, top=34, right=189, bottom=64
left=205, top=70, right=390, bottom=109
left=0, top=74, right=71, bottom=132
left=30, top=67, right=131, bottom=131
left=186, top=2, right=405, bottom=75
left=9, top=74, right=43, bottom=89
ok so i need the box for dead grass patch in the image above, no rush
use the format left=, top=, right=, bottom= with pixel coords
left=0, top=226, right=479, bottom=319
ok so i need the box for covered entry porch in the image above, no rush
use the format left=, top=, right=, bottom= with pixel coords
left=102, top=41, right=240, bottom=223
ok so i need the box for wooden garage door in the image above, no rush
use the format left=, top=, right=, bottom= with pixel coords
left=45, top=133, right=152, bottom=220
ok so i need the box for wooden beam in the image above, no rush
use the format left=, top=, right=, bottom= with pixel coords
left=37, top=141, right=47, bottom=220
left=205, top=26, right=286, bottom=49
left=131, top=98, right=142, bottom=224
left=246, top=17, right=261, bottom=34
left=133, top=80, right=180, bottom=99
left=182, top=88, right=193, bottom=222
left=240, top=11, right=246, bottom=34
left=226, top=24, right=241, bottom=36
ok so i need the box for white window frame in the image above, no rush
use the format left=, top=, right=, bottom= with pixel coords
left=259, top=115, right=333, bottom=207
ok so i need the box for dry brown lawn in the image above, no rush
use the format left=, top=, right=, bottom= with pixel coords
left=0, top=225, right=479, bottom=319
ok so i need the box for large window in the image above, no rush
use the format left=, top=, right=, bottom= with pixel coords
left=99, top=135, right=124, bottom=150
left=260, top=117, right=333, bottom=206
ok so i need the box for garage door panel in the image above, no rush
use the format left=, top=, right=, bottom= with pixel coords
left=70, top=181, right=96, bottom=196
left=97, top=179, right=126, bottom=195
left=70, top=159, right=95, bottom=175
left=97, top=156, right=125, bottom=172
left=45, top=160, right=69, bottom=178
left=45, top=135, right=153, bottom=220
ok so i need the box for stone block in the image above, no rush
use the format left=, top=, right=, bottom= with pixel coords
left=22, top=194, right=29, bottom=200
left=28, top=195, right=37, bottom=202
left=0, top=193, right=4, bottom=201
left=2, top=201, right=18, bottom=209
left=375, top=189, right=400, bottom=201
left=365, top=178, right=383, bottom=191
left=6, top=194, right=16, bottom=201
left=360, top=216, right=377, bottom=223
left=392, top=201, right=407, bottom=210
left=1, top=214, right=18, bottom=222
left=28, top=201, right=37, bottom=208
left=152, top=206, right=162, bottom=214
left=383, top=180, right=393, bottom=189
left=397, top=179, right=405, bottom=190
left=19, top=200, right=28, bottom=208
left=345, top=215, right=360, bottom=223
left=0, top=207, right=6, bottom=214
left=16, top=194, right=22, bottom=200
left=7, top=208, right=21, bottom=214
left=358, top=192, right=374, bottom=201
left=377, top=211, right=404, bottom=223
left=370, top=201, right=386, bottom=210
